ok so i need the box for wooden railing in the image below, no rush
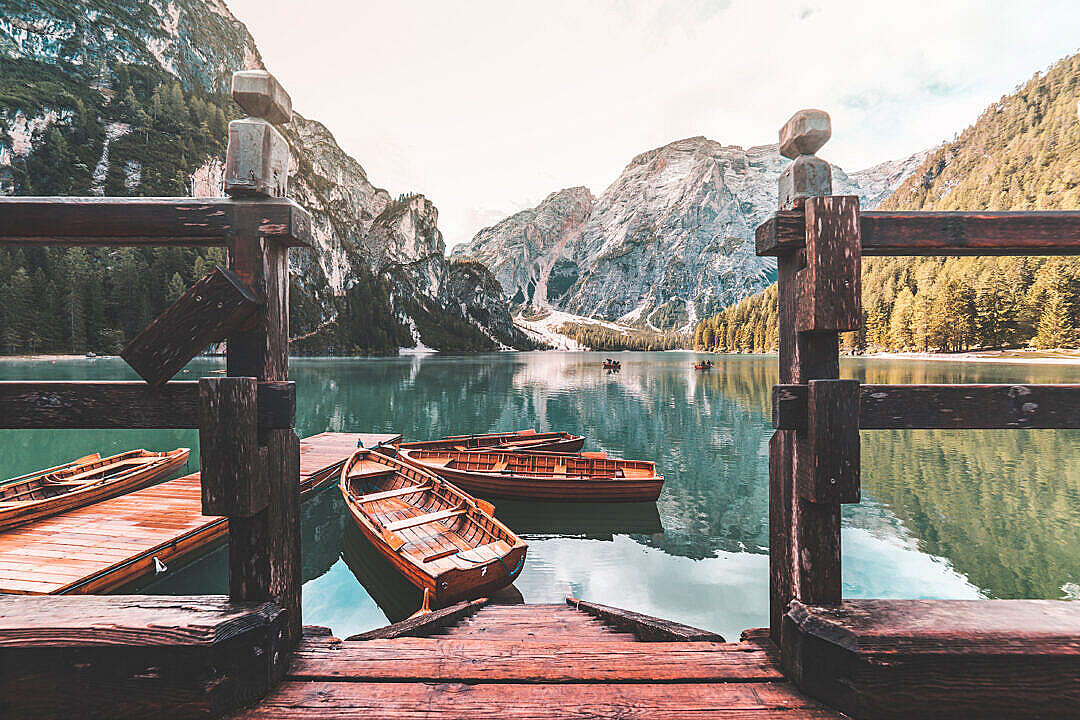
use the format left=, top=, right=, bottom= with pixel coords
left=758, top=109, right=1080, bottom=648
left=0, top=70, right=311, bottom=650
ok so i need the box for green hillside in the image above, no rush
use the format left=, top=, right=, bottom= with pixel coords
left=695, top=53, right=1080, bottom=354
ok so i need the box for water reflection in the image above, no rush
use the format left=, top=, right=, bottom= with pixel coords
left=1, top=354, right=1077, bottom=641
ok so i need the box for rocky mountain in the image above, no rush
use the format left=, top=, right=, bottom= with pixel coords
left=0, top=0, right=532, bottom=354
left=455, top=137, right=926, bottom=332
left=696, top=52, right=1080, bottom=355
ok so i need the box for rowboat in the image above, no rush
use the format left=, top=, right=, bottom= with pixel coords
left=339, top=448, right=527, bottom=607
left=693, top=362, right=713, bottom=370
left=396, top=448, right=664, bottom=502
left=400, top=429, right=585, bottom=454
left=0, top=448, right=190, bottom=531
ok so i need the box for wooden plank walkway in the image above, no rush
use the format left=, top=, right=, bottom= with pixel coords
left=0, top=432, right=396, bottom=595
left=235, top=605, right=844, bottom=719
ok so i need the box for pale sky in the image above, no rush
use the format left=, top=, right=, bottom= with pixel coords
left=228, top=0, right=1080, bottom=250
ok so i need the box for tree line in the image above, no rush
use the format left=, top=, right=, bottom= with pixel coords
left=558, top=322, right=686, bottom=351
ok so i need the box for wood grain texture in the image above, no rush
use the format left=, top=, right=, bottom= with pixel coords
left=796, top=196, right=861, bottom=332
left=757, top=208, right=1080, bottom=256
left=290, top=638, right=781, bottom=682
left=567, top=597, right=725, bottom=642
left=0, top=380, right=295, bottom=429
left=0, top=197, right=311, bottom=247
left=774, top=383, right=1080, bottom=430
left=0, top=595, right=286, bottom=719
left=200, top=377, right=264, bottom=517
left=238, top=680, right=839, bottom=719
left=784, top=600, right=1080, bottom=719
left=346, top=599, right=489, bottom=640
left=796, top=380, right=860, bottom=504
left=122, top=266, right=262, bottom=385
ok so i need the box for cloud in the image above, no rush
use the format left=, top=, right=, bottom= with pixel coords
left=228, top=0, right=1080, bottom=249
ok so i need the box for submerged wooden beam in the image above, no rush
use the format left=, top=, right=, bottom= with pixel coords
left=774, top=383, right=1080, bottom=430
left=566, top=596, right=725, bottom=642
left=758, top=209, right=1080, bottom=256
left=0, top=380, right=294, bottom=429
left=0, top=197, right=312, bottom=247
left=122, top=266, right=263, bottom=386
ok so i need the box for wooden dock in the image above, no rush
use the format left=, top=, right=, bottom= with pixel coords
left=235, top=602, right=841, bottom=720
left=0, top=432, right=397, bottom=595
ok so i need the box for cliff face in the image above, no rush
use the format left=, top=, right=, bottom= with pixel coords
left=457, top=137, right=927, bottom=332
left=0, top=0, right=532, bottom=353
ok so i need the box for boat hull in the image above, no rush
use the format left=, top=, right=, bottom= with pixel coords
left=401, top=431, right=585, bottom=454
left=0, top=449, right=190, bottom=532
left=413, top=465, right=663, bottom=502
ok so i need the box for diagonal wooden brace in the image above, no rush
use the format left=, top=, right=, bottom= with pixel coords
left=796, top=379, right=860, bottom=504
left=122, top=266, right=264, bottom=386
left=796, top=196, right=862, bottom=332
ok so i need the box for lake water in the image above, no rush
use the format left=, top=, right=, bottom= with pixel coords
left=1, top=352, right=1078, bottom=641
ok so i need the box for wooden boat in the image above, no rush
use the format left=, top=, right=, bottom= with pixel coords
left=0, top=448, right=190, bottom=531
left=602, top=359, right=621, bottom=370
left=693, top=362, right=714, bottom=370
left=397, top=448, right=664, bottom=502
left=400, top=429, right=585, bottom=454
left=339, top=448, right=527, bottom=606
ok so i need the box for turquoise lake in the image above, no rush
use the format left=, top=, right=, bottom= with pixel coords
left=1, top=352, right=1078, bottom=641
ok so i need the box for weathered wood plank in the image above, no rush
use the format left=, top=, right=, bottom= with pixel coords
left=567, top=596, right=725, bottom=642
left=774, top=383, right=1080, bottom=430
left=290, top=638, right=782, bottom=682
left=784, top=599, right=1080, bottom=719
left=796, top=380, right=860, bottom=504
left=122, top=266, right=262, bottom=386
left=0, top=595, right=287, bottom=719
left=200, top=377, right=264, bottom=517
left=0, top=380, right=295, bottom=429
left=796, top=196, right=861, bottom=332
left=0, top=197, right=311, bottom=247
left=757, top=209, right=1080, bottom=256
left=239, top=681, right=840, bottom=719
left=346, top=598, right=489, bottom=640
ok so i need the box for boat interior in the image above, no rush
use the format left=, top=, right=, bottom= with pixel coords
left=343, top=453, right=519, bottom=575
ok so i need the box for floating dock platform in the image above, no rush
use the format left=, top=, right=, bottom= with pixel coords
left=0, top=432, right=398, bottom=595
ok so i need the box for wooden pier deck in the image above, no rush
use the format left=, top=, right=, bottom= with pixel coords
left=0, top=432, right=396, bottom=595
left=235, top=602, right=843, bottom=719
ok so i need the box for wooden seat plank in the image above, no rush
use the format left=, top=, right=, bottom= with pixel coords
left=383, top=508, right=465, bottom=533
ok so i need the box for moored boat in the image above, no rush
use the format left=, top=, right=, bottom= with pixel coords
left=400, top=429, right=584, bottom=454
left=0, top=448, right=190, bottom=531
left=339, top=448, right=527, bottom=606
left=397, top=448, right=664, bottom=503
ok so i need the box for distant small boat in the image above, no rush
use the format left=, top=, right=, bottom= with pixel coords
left=693, top=361, right=714, bottom=370
left=401, top=429, right=585, bottom=454
left=397, top=448, right=664, bottom=503
left=602, top=359, right=621, bottom=371
left=340, top=448, right=527, bottom=606
left=0, top=448, right=190, bottom=531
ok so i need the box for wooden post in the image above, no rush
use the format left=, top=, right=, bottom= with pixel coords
left=224, top=69, right=303, bottom=646
left=766, top=109, right=864, bottom=645
left=199, top=377, right=267, bottom=517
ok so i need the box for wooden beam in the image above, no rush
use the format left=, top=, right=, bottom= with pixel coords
left=774, top=383, right=1080, bottom=430
left=0, top=197, right=311, bottom=247
left=796, top=196, right=861, bottom=332
left=783, top=599, right=1080, bottom=719
left=566, top=596, right=726, bottom=642
left=757, top=209, right=1080, bottom=257
left=122, top=266, right=263, bottom=386
left=199, top=377, right=265, bottom=517
left=0, top=380, right=294, bottom=429
left=796, top=380, right=860, bottom=504
left=0, top=594, right=288, bottom=719
left=346, top=598, right=489, bottom=641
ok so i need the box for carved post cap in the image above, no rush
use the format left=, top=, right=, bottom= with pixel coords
left=779, top=109, right=831, bottom=159
left=232, top=70, right=292, bottom=125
